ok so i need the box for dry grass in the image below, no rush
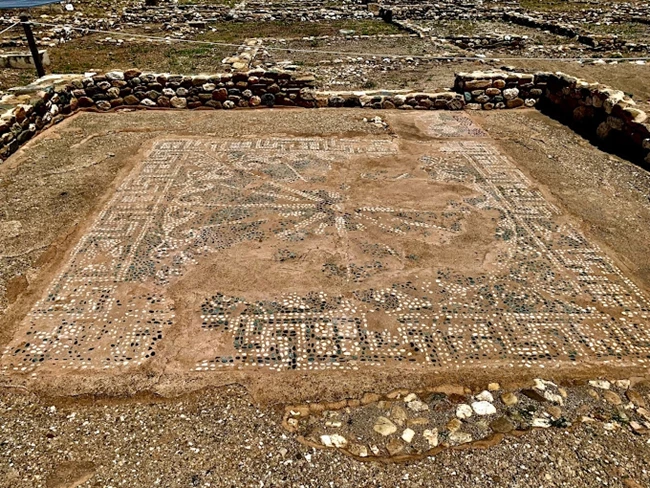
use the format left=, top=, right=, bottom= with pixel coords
left=47, top=36, right=233, bottom=75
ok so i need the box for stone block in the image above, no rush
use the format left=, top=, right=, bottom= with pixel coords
left=465, top=79, right=491, bottom=90
left=506, top=98, right=525, bottom=108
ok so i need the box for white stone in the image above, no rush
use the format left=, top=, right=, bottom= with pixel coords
left=456, top=404, right=473, bottom=419
left=403, top=393, right=418, bottom=403
left=401, top=428, right=415, bottom=443
left=472, top=401, right=496, bottom=416
left=170, top=97, right=187, bottom=109
left=589, top=380, right=611, bottom=390
left=533, top=378, right=547, bottom=390
left=615, top=379, right=631, bottom=389
left=503, top=88, right=519, bottom=100
left=449, top=432, right=472, bottom=444
left=475, top=390, right=494, bottom=402
left=532, top=418, right=551, bottom=428
left=624, top=107, right=647, bottom=124
left=394, top=94, right=406, bottom=106
left=543, top=391, right=564, bottom=405
left=422, top=429, right=438, bottom=448
left=320, top=434, right=347, bottom=448
left=105, top=71, right=124, bottom=81
left=407, top=400, right=429, bottom=413
left=603, top=91, right=625, bottom=114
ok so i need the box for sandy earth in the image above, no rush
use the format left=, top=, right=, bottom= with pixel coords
left=1, top=108, right=650, bottom=486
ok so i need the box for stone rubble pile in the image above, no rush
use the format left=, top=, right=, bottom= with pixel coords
left=283, top=377, right=650, bottom=461
left=222, top=39, right=265, bottom=72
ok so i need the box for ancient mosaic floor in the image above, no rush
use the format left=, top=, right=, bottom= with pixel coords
left=2, top=112, right=650, bottom=378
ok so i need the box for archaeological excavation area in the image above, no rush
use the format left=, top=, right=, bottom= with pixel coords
left=1, top=0, right=650, bottom=483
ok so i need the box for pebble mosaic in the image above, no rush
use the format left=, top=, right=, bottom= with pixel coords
left=2, top=114, right=649, bottom=376
left=419, top=112, right=489, bottom=138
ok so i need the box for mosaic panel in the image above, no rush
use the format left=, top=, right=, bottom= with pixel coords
left=2, top=118, right=650, bottom=376
left=417, top=112, right=488, bottom=138
left=193, top=141, right=650, bottom=371
left=1, top=138, right=397, bottom=373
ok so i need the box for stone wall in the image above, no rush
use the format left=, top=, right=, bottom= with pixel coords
left=0, top=50, right=50, bottom=69
left=454, top=70, right=650, bottom=166
left=453, top=71, right=543, bottom=110
left=0, top=69, right=464, bottom=162
left=541, top=72, right=650, bottom=165
left=503, top=11, right=650, bottom=52
left=67, top=69, right=320, bottom=111
left=1, top=68, right=648, bottom=168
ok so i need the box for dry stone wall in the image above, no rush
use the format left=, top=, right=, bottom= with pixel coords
left=0, top=68, right=648, bottom=168
left=453, top=71, right=543, bottom=110
left=541, top=72, right=650, bottom=164
left=503, top=11, right=650, bottom=53
left=454, top=70, right=650, bottom=166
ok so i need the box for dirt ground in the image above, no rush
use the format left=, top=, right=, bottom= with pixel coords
left=1, top=383, right=650, bottom=488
